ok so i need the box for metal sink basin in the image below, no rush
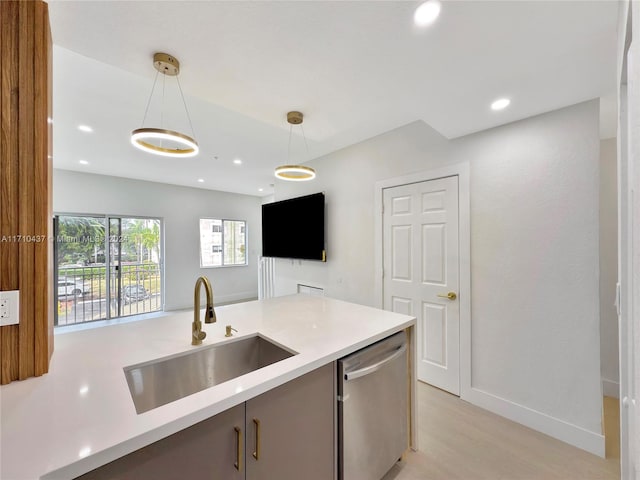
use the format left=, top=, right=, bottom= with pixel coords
left=124, top=335, right=296, bottom=414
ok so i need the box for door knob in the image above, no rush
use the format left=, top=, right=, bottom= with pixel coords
left=437, top=292, right=457, bottom=301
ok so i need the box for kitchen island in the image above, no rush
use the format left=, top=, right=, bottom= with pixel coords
left=0, top=294, right=415, bottom=479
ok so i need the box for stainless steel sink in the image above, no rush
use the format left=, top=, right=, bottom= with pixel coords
left=124, top=335, right=296, bottom=414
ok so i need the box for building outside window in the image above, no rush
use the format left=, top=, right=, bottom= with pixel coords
left=200, top=218, right=247, bottom=267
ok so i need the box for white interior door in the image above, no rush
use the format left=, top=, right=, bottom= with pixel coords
left=383, top=176, right=460, bottom=395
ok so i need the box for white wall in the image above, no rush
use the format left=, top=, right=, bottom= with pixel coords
left=273, top=100, right=603, bottom=454
left=452, top=101, right=602, bottom=450
left=53, top=170, right=261, bottom=310
left=599, top=138, right=619, bottom=398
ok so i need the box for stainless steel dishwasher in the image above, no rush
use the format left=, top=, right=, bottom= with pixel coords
left=338, top=330, right=408, bottom=480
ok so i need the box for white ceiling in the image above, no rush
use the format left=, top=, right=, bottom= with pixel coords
left=48, top=0, right=619, bottom=197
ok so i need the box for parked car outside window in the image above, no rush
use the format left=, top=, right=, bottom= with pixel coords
left=57, top=280, right=84, bottom=297
left=122, top=285, right=149, bottom=304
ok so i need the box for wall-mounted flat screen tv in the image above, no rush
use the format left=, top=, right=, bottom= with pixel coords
left=262, top=192, right=326, bottom=261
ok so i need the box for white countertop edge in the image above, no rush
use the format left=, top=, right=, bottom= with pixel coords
left=42, top=318, right=415, bottom=480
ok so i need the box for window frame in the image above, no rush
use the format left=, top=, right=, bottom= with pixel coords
left=199, top=217, right=248, bottom=268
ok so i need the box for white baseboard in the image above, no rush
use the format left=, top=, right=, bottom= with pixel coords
left=464, top=387, right=605, bottom=457
left=602, top=378, right=620, bottom=399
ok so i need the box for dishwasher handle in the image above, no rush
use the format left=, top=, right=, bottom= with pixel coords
left=344, top=344, right=407, bottom=381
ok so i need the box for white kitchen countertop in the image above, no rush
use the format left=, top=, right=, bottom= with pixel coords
left=0, top=295, right=415, bottom=480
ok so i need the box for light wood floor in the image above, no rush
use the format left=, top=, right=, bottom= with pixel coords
left=382, top=382, right=621, bottom=480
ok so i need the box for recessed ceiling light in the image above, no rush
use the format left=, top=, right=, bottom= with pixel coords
left=197, top=178, right=204, bottom=183
left=414, top=0, right=441, bottom=27
left=78, top=125, right=93, bottom=133
left=79, top=160, right=89, bottom=165
left=233, top=158, right=242, bottom=165
left=491, top=98, right=511, bottom=111
left=258, top=188, right=264, bottom=192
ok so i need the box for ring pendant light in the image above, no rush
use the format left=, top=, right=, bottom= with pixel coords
left=275, top=111, right=316, bottom=181
left=131, top=53, right=199, bottom=158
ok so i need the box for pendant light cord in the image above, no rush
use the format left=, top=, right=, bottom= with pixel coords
left=161, top=72, right=166, bottom=129
left=140, top=70, right=160, bottom=127
left=139, top=69, right=197, bottom=140
left=176, top=75, right=197, bottom=140
left=287, top=123, right=311, bottom=162
left=300, top=124, right=311, bottom=159
left=287, top=124, right=293, bottom=162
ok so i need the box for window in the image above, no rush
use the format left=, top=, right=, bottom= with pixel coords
left=53, top=215, right=163, bottom=326
left=200, top=218, right=247, bottom=267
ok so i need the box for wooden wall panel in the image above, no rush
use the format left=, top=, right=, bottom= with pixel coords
left=17, top=0, right=36, bottom=380
left=0, top=0, right=3, bottom=380
left=47, top=4, right=54, bottom=362
left=0, top=0, right=53, bottom=384
left=0, top=0, right=21, bottom=383
left=34, top=1, right=54, bottom=375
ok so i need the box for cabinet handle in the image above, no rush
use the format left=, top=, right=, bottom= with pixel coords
left=234, top=426, right=242, bottom=471
left=252, top=418, right=261, bottom=460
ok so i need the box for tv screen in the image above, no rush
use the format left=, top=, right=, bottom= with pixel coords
left=262, top=192, right=326, bottom=261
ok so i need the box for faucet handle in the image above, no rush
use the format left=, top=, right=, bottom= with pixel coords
left=225, top=325, right=238, bottom=337
left=192, top=330, right=206, bottom=346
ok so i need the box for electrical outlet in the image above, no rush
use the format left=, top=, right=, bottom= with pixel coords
left=0, top=298, right=8, bottom=318
left=0, top=290, right=19, bottom=326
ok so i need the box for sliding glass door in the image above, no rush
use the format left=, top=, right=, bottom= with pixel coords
left=54, top=215, right=162, bottom=326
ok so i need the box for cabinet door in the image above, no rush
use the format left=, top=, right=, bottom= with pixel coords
left=76, top=404, right=245, bottom=480
left=246, top=363, right=334, bottom=480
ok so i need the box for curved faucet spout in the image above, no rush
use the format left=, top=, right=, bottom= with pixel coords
left=192, top=276, right=217, bottom=345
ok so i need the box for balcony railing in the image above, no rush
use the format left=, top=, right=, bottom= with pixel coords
left=55, top=262, right=162, bottom=326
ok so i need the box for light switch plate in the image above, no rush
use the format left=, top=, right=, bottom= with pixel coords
left=0, top=290, right=20, bottom=326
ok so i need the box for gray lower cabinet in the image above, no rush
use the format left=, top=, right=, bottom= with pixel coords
left=76, top=363, right=334, bottom=480
left=76, top=403, right=245, bottom=480
left=246, top=362, right=334, bottom=480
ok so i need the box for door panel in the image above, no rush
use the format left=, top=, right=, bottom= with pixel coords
left=54, top=215, right=108, bottom=326
left=383, top=176, right=460, bottom=394
left=392, top=296, right=412, bottom=316
left=422, top=224, right=446, bottom=284
left=392, top=225, right=412, bottom=280
left=421, top=189, right=446, bottom=211
left=392, top=195, right=412, bottom=215
left=423, top=302, right=446, bottom=366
